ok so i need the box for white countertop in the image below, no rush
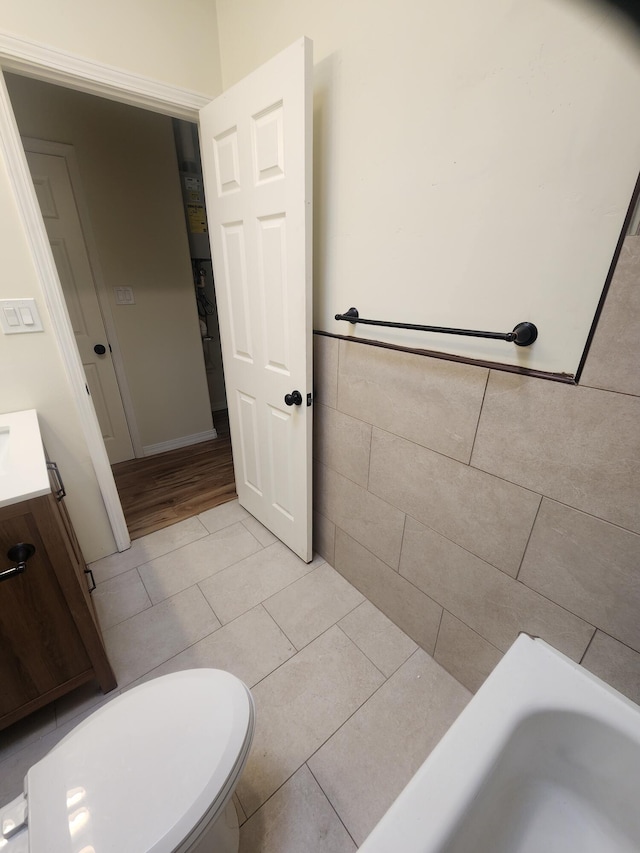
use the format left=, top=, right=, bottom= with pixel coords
left=0, top=409, right=50, bottom=508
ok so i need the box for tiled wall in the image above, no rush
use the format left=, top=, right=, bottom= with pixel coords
left=313, top=237, right=640, bottom=699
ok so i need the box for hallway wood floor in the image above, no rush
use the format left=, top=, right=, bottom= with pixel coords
left=112, top=411, right=236, bottom=539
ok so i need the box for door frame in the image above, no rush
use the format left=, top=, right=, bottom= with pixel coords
left=0, top=30, right=214, bottom=551
left=22, top=136, right=142, bottom=460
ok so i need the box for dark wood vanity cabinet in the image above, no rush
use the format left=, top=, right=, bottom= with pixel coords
left=0, top=473, right=116, bottom=730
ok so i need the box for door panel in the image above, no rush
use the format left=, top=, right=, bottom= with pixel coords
left=200, top=38, right=313, bottom=561
left=25, top=148, right=134, bottom=464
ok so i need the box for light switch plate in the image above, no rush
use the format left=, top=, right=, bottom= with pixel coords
left=114, top=286, right=135, bottom=305
left=0, top=299, right=44, bottom=334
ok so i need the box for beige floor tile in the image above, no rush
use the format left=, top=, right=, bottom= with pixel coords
left=0, top=716, right=79, bottom=808
left=89, top=516, right=209, bottom=583
left=308, top=649, right=471, bottom=844
left=234, top=793, right=247, bottom=825
left=241, top=516, right=278, bottom=546
left=54, top=680, right=116, bottom=729
left=126, top=606, right=295, bottom=690
left=0, top=704, right=56, bottom=764
left=199, top=542, right=321, bottom=625
left=103, top=586, right=220, bottom=687
left=92, top=568, right=151, bottom=630
left=139, top=523, right=262, bottom=604
left=199, top=499, right=251, bottom=534
left=236, top=626, right=384, bottom=817
left=338, top=600, right=418, bottom=677
left=240, top=765, right=356, bottom=853
left=264, top=563, right=364, bottom=649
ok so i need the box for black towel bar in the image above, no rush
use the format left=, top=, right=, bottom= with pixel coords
left=334, top=308, right=538, bottom=347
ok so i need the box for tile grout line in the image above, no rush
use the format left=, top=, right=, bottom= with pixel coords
left=579, top=626, right=598, bottom=665
left=108, top=534, right=278, bottom=623
left=334, top=623, right=387, bottom=681
left=91, top=514, right=212, bottom=578
left=240, top=642, right=418, bottom=826
left=303, top=645, right=424, bottom=769
left=514, top=494, right=543, bottom=581
left=468, top=367, right=491, bottom=463
left=305, top=761, right=359, bottom=849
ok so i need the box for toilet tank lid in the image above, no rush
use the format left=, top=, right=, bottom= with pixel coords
left=26, top=669, right=254, bottom=853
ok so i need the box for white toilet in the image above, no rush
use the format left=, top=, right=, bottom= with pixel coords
left=0, top=669, right=255, bottom=853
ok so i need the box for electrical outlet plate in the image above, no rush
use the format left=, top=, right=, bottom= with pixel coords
left=0, top=298, right=44, bottom=334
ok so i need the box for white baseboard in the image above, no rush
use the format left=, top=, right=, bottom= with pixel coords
left=142, top=428, right=218, bottom=457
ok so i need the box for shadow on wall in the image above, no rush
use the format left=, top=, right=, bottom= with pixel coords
left=605, top=0, right=640, bottom=29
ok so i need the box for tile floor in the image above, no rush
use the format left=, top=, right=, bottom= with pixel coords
left=0, top=500, right=471, bottom=851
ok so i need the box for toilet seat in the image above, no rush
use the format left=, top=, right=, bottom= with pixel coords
left=23, top=669, right=254, bottom=853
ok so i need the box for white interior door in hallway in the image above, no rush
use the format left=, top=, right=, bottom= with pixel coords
left=24, top=142, right=135, bottom=464
left=199, top=37, right=313, bottom=562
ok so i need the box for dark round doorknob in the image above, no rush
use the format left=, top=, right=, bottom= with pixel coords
left=94, top=344, right=107, bottom=355
left=284, top=390, right=303, bottom=406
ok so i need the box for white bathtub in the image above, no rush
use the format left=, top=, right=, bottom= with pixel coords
left=359, top=634, right=640, bottom=853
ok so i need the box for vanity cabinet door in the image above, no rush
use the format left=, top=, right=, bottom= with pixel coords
left=0, top=499, right=93, bottom=720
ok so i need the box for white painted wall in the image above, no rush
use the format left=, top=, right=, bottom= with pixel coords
left=216, top=0, right=640, bottom=374
left=0, top=0, right=221, bottom=94
left=0, top=4, right=222, bottom=561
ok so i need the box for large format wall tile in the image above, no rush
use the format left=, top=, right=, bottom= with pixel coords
left=315, top=462, right=406, bottom=570
left=313, top=510, right=335, bottom=565
left=519, top=499, right=640, bottom=652
left=337, top=340, right=488, bottom=463
left=433, top=612, right=503, bottom=693
left=400, top=517, right=594, bottom=660
left=334, top=530, right=442, bottom=654
left=369, top=429, right=540, bottom=576
left=314, top=403, right=372, bottom=486
left=580, top=237, right=640, bottom=397
left=581, top=631, right=640, bottom=706
left=471, top=372, right=640, bottom=534
left=314, top=334, right=339, bottom=409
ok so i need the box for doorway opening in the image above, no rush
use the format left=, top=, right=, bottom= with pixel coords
left=5, top=72, right=237, bottom=538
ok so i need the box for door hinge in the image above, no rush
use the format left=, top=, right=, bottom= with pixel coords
left=85, top=384, right=90, bottom=396
left=307, top=393, right=313, bottom=407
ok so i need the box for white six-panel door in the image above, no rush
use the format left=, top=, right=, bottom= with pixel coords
left=199, top=38, right=313, bottom=561
left=24, top=146, right=135, bottom=464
